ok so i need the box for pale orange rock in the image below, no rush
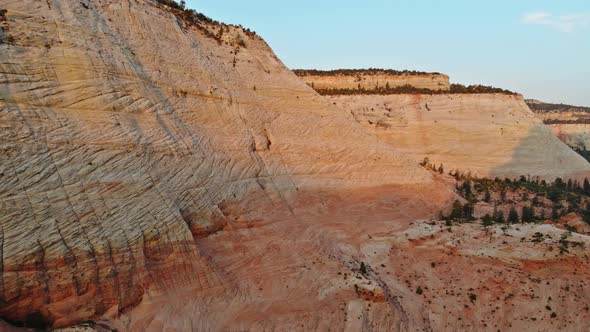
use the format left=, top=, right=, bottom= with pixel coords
left=0, top=0, right=453, bottom=329
left=1, top=0, right=590, bottom=331
left=296, top=71, right=450, bottom=91
left=327, top=93, right=590, bottom=180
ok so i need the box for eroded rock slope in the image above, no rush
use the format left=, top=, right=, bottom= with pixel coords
left=2, top=1, right=590, bottom=331
left=0, top=0, right=453, bottom=329
left=527, top=99, right=590, bottom=150
left=328, top=93, right=590, bottom=180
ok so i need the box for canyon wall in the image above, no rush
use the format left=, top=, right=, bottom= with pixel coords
left=294, top=70, right=450, bottom=91
left=0, top=0, right=454, bottom=329
left=2, top=1, right=590, bottom=331
left=328, top=94, right=590, bottom=180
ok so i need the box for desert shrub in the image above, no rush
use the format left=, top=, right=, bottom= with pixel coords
left=360, top=262, right=367, bottom=275
left=532, top=232, right=544, bottom=243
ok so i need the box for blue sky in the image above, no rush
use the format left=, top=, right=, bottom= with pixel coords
left=188, top=1, right=590, bottom=106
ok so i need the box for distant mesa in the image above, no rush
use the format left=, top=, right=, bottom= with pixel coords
left=528, top=99, right=590, bottom=151
left=293, top=68, right=517, bottom=96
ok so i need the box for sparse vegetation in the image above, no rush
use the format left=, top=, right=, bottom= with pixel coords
left=308, top=83, right=517, bottom=96
left=526, top=99, right=590, bottom=113
left=424, top=158, right=590, bottom=226
left=293, top=68, right=442, bottom=77
left=532, top=232, right=545, bottom=243
left=153, top=0, right=257, bottom=46
left=443, top=199, right=474, bottom=222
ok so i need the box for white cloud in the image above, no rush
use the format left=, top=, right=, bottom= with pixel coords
left=521, top=11, right=590, bottom=32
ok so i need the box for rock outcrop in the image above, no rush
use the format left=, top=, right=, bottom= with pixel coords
left=294, top=69, right=450, bottom=92
left=0, top=0, right=454, bottom=329
left=326, top=93, right=590, bottom=180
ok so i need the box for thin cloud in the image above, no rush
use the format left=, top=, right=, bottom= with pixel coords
left=521, top=11, right=590, bottom=32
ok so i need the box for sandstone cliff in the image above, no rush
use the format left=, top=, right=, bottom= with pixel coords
left=328, top=93, right=590, bottom=180
left=0, top=0, right=454, bottom=329
left=2, top=1, right=590, bottom=331
left=294, top=69, right=450, bottom=92
left=527, top=99, right=590, bottom=150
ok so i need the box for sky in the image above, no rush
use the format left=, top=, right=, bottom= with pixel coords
left=187, top=1, right=590, bottom=106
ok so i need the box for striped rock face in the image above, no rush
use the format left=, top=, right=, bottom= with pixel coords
left=327, top=94, right=590, bottom=181
left=3, top=1, right=590, bottom=332
left=0, top=0, right=453, bottom=329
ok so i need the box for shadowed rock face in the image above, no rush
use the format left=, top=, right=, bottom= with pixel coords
left=328, top=94, right=590, bottom=180
left=0, top=0, right=453, bottom=328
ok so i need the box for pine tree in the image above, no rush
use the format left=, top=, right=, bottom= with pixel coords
left=462, top=203, right=474, bottom=221
left=493, top=206, right=505, bottom=224
left=521, top=206, right=536, bottom=223
left=482, top=214, right=494, bottom=228
left=584, top=178, right=590, bottom=196
left=508, top=207, right=519, bottom=224
left=484, top=189, right=491, bottom=202
left=450, top=200, right=463, bottom=220
left=554, top=178, right=565, bottom=190
left=462, top=182, right=472, bottom=199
